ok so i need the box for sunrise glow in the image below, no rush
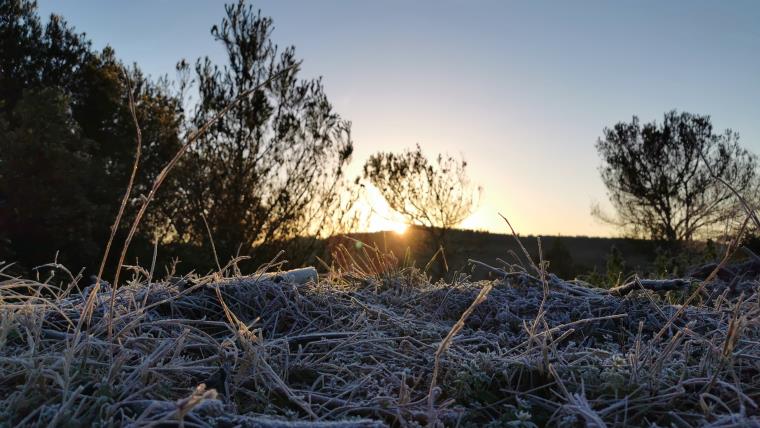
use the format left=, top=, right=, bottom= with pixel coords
left=366, top=210, right=409, bottom=235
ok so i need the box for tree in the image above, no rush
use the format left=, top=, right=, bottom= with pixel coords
left=1, top=0, right=357, bottom=275
left=0, top=1, right=183, bottom=274
left=363, top=144, right=480, bottom=259
left=171, top=1, right=356, bottom=264
left=595, top=111, right=757, bottom=243
left=0, top=88, right=103, bottom=268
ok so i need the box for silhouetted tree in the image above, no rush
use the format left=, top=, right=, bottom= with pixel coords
left=0, top=1, right=183, bottom=274
left=595, top=111, right=757, bottom=243
left=0, top=1, right=89, bottom=118
left=0, top=88, right=102, bottom=267
left=363, top=144, right=480, bottom=268
left=172, top=1, right=356, bottom=264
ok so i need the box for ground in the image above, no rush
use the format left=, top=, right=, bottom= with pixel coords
left=1, top=251, right=758, bottom=427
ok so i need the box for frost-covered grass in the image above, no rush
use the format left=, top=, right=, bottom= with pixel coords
left=0, top=247, right=758, bottom=427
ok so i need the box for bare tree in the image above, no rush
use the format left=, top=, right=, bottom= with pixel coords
left=363, top=144, right=480, bottom=263
left=594, top=110, right=757, bottom=243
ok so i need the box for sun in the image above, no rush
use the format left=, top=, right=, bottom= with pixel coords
left=367, top=212, right=408, bottom=235
left=390, top=221, right=408, bottom=235
left=360, top=188, right=410, bottom=235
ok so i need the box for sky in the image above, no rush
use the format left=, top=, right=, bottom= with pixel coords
left=37, top=0, right=760, bottom=237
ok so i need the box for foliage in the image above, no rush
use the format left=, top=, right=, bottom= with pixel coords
left=170, top=1, right=356, bottom=264
left=363, top=144, right=480, bottom=275
left=364, top=144, right=479, bottom=233
left=0, top=0, right=357, bottom=274
left=0, top=89, right=102, bottom=269
left=0, top=0, right=183, bottom=274
left=594, top=110, right=757, bottom=242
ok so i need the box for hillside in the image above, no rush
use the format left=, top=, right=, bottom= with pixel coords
left=342, top=227, right=669, bottom=280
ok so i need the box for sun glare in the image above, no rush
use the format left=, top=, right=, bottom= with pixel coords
left=367, top=213, right=408, bottom=235
left=391, top=222, right=408, bottom=235
left=360, top=185, right=411, bottom=235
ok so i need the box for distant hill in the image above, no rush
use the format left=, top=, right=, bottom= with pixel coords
left=333, top=226, right=669, bottom=281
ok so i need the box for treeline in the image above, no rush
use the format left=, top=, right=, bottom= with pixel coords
left=0, top=1, right=358, bottom=278
left=344, top=227, right=735, bottom=287
left=0, top=0, right=483, bottom=281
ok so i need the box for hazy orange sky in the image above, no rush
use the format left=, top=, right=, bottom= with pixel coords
left=38, top=1, right=760, bottom=237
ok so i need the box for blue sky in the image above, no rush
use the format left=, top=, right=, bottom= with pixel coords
left=37, top=0, right=760, bottom=236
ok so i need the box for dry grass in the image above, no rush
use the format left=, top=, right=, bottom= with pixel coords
left=1, top=246, right=759, bottom=427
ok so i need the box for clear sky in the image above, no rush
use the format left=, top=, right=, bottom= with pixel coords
left=37, top=0, right=760, bottom=237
